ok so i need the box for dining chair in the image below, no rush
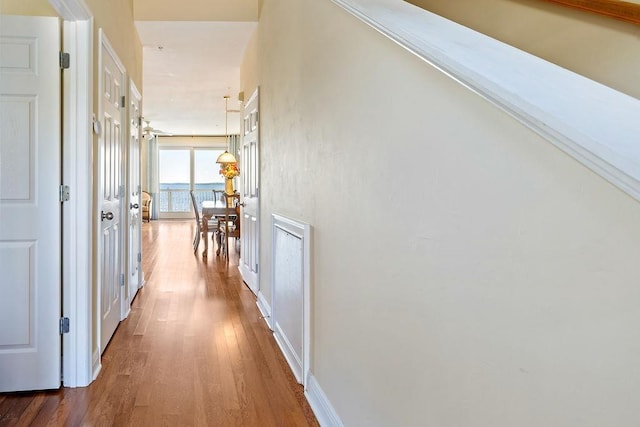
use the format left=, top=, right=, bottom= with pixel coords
left=212, top=189, right=225, bottom=203
left=217, top=192, right=241, bottom=259
left=190, top=190, right=219, bottom=254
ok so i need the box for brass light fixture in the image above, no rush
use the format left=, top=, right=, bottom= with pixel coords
left=216, top=96, right=237, bottom=164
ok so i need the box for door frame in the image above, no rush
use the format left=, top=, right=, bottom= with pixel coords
left=125, top=80, right=143, bottom=313
left=50, top=0, right=95, bottom=387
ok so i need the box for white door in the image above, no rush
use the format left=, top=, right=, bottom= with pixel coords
left=239, top=88, right=260, bottom=295
left=127, top=81, right=142, bottom=306
left=0, top=15, right=61, bottom=392
left=98, top=30, right=126, bottom=353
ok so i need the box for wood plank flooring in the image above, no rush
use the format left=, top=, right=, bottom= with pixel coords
left=0, top=220, right=318, bottom=427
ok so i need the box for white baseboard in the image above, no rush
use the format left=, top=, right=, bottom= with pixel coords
left=274, top=323, right=303, bottom=384
left=91, top=349, right=101, bottom=381
left=305, top=373, right=344, bottom=427
left=256, top=291, right=273, bottom=329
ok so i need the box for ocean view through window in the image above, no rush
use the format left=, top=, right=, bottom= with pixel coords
left=159, top=148, right=225, bottom=218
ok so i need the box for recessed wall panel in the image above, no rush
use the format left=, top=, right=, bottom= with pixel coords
left=0, top=37, right=36, bottom=74
left=274, top=227, right=304, bottom=367
left=0, top=96, right=35, bottom=201
left=0, top=242, right=35, bottom=348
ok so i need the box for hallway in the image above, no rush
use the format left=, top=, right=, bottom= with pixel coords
left=0, top=220, right=318, bottom=426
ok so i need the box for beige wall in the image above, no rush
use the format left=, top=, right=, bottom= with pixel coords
left=86, top=0, right=142, bottom=90
left=0, top=0, right=57, bottom=16
left=240, top=28, right=259, bottom=101
left=248, top=0, right=640, bottom=424
left=133, top=0, right=258, bottom=21
left=407, top=0, right=640, bottom=99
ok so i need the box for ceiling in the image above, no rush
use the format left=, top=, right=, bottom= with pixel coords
left=135, top=20, right=257, bottom=137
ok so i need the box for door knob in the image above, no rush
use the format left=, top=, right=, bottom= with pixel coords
left=130, top=203, right=139, bottom=209
left=101, top=211, right=114, bottom=221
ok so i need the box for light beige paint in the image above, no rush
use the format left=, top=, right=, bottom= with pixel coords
left=0, top=0, right=57, bottom=16
left=407, top=0, right=640, bottom=99
left=248, top=0, right=640, bottom=425
left=240, top=28, right=259, bottom=100
left=133, top=0, right=258, bottom=21
left=86, top=0, right=142, bottom=89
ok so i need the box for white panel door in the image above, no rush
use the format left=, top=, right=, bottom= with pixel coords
left=239, top=88, right=260, bottom=295
left=98, top=30, right=126, bottom=353
left=127, top=81, right=142, bottom=306
left=0, top=15, right=61, bottom=392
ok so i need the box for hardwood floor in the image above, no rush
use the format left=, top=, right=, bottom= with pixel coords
left=0, top=220, right=318, bottom=427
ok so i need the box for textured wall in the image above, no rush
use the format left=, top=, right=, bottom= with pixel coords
left=0, top=0, right=57, bottom=16
left=86, top=0, right=143, bottom=89
left=240, top=28, right=259, bottom=101
left=133, top=0, right=258, bottom=21
left=250, top=0, right=640, bottom=425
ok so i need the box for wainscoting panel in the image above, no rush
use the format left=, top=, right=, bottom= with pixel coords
left=271, top=214, right=311, bottom=386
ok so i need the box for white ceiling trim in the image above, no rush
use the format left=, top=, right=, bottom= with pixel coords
left=49, top=0, right=92, bottom=20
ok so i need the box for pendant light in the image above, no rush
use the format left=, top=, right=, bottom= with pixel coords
left=216, top=95, right=237, bottom=164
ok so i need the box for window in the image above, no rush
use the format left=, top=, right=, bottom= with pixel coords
left=158, top=147, right=224, bottom=218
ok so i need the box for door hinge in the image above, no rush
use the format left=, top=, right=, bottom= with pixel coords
left=60, top=185, right=70, bottom=202
left=138, top=116, right=143, bottom=127
left=120, top=273, right=125, bottom=287
left=255, top=263, right=259, bottom=273
left=137, top=252, right=142, bottom=262
left=121, top=95, right=126, bottom=108
left=59, top=52, right=70, bottom=70
left=60, top=317, right=70, bottom=334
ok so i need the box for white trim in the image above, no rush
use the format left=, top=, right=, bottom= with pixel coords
left=121, top=80, right=142, bottom=315
left=331, top=0, right=640, bottom=203
left=92, top=349, right=101, bottom=381
left=56, top=0, right=94, bottom=388
left=49, top=0, right=92, bottom=20
left=271, top=213, right=311, bottom=387
left=256, top=291, right=273, bottom=329
left=274, top=323, right=304, bottom=384
left=305, top=373, right=344, bottom=427
left=130, top=80, right=143, bottom=299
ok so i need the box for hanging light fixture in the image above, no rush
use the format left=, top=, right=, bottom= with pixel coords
left=216, top=95, right=237, bottom=164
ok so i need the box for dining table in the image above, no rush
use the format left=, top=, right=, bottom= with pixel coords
left=201, top=200, right=227, bottom=256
